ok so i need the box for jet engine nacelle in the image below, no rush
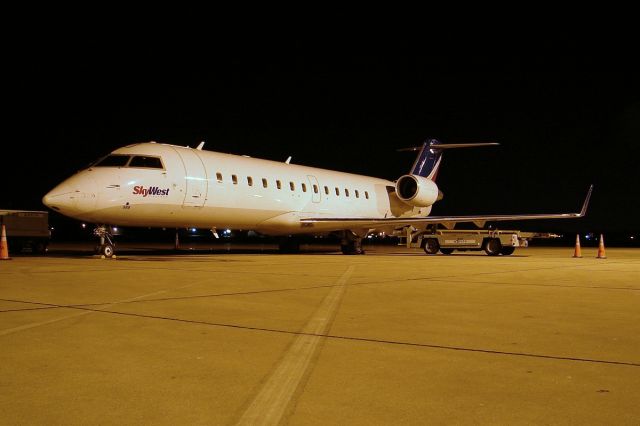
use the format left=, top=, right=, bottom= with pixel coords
left=395, top=174, right=440, bottom=207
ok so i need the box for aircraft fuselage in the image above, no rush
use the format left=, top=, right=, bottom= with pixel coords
left=43, top=142, right=430, bottom=235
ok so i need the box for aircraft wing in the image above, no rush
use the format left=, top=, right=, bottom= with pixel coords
left=300, top=185, right=593, bottom=230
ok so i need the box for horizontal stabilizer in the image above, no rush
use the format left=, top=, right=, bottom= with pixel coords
left=398, top=142, right=499, bottom=152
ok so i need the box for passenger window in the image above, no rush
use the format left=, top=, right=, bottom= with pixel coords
left=345, top=189, right=350, bottom=197
left=335, top=187, right=340, bottom=196
left=355, top=190, right=360, bottom=198
left=313, top=184, right=318, bottom=194
left=129, top=156, right=163, bottom=169
left=262, top=178, right=268, bottom=188
left=324, top=186, right=329, bottom=195
left=365, top=191, right=369, bottom=199
left=93, top=154, right=131, bottom=167
left=247, top=177, right=253, bottom=186
left=301, top=183, right=307, bottom=192
left=276, top=180, right=282, bottom=189
left=216, top=172, right=223, bottom=183
left=232, top=174, right=238, bottom=185
left=290, top=182, right=295, bottom=191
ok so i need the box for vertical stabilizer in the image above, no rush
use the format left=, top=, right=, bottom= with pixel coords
left=410, top=139, right=443, bottom=180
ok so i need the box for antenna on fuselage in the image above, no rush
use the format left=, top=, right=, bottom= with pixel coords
left=285, top=156, right=292, bottom=164
left=196, top=141, right=205, bottom=150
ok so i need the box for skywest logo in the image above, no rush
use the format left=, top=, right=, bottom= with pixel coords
left=132, top=186, right=170, bottom=197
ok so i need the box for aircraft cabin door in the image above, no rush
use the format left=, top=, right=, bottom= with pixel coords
left=174, top=148, right=208, bottom=207
left=307, top=175, right=320, bottom=203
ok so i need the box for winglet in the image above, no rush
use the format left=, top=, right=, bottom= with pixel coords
left=196, top=141, right=205, bottom=150
left=579, top=184, right=594, bottom=217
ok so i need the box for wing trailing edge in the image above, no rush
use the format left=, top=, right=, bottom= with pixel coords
left=300, top=185, right=593, bottom=230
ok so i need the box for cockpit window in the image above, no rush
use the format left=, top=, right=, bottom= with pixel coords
left=129, top=156, right=164, bottom=169
left=93, top=155, right=131, bottom=167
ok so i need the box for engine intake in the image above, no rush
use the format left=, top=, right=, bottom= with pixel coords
left=395, top=175, right=440, bottom=207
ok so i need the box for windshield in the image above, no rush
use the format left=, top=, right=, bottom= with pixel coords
left=129, top=156, right=164, bottom=169
left=92, top=154, right=131, bottom=167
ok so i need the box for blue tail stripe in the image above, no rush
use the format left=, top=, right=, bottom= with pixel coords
left=410, top=138, right=442, bottom=178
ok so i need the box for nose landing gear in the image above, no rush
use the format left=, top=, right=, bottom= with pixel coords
left=94, top=225, right=116, bottom=258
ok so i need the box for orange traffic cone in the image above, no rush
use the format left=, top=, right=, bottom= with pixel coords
left=596, top=234, right=607, bottom=259
left=0, top=224, right=10, bottom=260
left=572, top=234, right=582, bottom=258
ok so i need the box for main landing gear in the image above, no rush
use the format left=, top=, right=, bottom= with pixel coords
left=94, top=225, right=116, bottom=258
left=341, top=231, right=365, bottom=255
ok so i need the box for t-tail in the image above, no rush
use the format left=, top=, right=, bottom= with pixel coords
left=395, top=139, right=499, bottom=208
left=402, top=138, right=499, bottom=181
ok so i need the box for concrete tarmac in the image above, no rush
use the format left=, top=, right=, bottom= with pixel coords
left=1, top=244, right=639, bottom=425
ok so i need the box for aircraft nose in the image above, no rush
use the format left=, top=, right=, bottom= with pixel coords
left=42, top=184, right=74, bottom=212
left=42, top=174, right=98, bottom=216
left=42, top=191, right=56, bottom=209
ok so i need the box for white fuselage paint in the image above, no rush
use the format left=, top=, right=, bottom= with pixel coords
left=43, top=142, right=431, bottom=235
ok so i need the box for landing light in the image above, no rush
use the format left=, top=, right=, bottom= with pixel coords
left=191, top=228, right=197, bottom=232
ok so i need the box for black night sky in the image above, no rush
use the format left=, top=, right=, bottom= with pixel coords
left=4, top=45, right=639, bottom=239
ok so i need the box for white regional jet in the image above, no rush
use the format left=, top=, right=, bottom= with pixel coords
left=42, top=139, right=591, bottom=257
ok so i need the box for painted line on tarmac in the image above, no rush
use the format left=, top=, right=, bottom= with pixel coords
left=235, top=264, right=355, bottom=426
left=0, top=280, right=211, bottom=337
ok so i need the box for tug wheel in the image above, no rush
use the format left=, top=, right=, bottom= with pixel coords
left=484, top=238, right=502, bottom=256
left=423, top=238, right=440, bottom=255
